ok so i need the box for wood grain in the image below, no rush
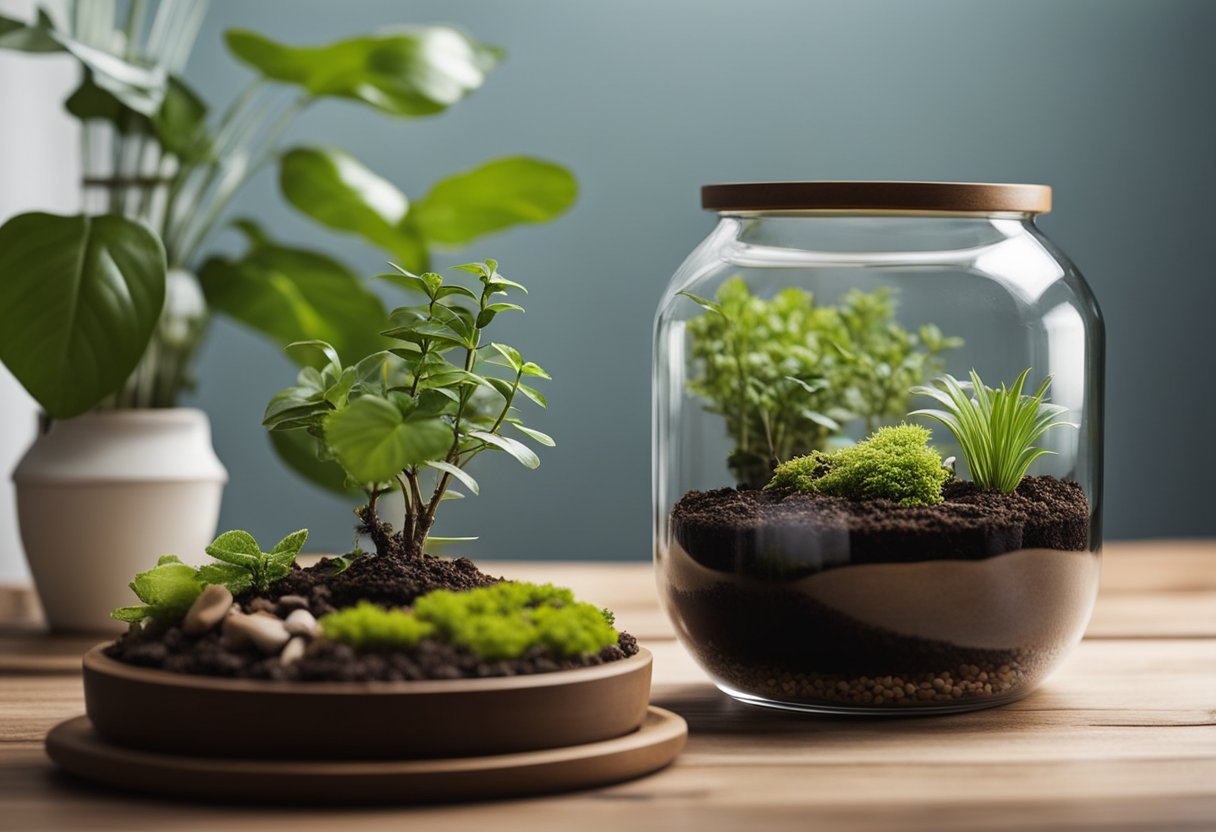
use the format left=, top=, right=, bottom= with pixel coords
left=0, top=540, right=1213, bottom=831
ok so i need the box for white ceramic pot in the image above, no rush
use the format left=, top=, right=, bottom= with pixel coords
left=12, top=409, right=227, bottom=632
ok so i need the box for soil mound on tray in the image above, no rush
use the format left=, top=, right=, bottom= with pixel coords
left=250, top=552, right=502, bottom=617
left=105, top=553, right=640, bottom=681
left=671, top=475, right=1089, bottom=575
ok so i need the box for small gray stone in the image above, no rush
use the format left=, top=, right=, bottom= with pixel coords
left=224, top=612, right=290, bottom=654
left=182, top=585, right=233, bottom=636
left=277, top=594, right=309, bottom=612
left=280, top=637, right=306, bottom=666
left=247, top=597, right=276, bottom=614
left=284, top=608, right=318, bottom=637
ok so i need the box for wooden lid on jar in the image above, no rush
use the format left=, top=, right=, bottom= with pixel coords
left=701, top=181, right=1052, bottom=215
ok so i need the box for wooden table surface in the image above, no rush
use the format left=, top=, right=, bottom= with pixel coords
left=1, top=540, right=1214, bottom=831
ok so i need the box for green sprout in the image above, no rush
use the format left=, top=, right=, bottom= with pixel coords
left=680, top=278, right=960, bottom=487
left=910, top=368, right=1076, bottom=493
left=262, top=259, right=554, bottom=559
left=110, top=528, right=307, bottom=623
left=196, top=529, right=309, bottom=595
left=319, top=582, right=619, bottom=660
left=111, top=556, right=205, bottom=624
left=765, top=424, right=951, bottom=507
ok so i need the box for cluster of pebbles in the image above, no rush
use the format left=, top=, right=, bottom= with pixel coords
left=703, top=650, right=1037, bottom=708
left=180, top=584, right=321, bottom=667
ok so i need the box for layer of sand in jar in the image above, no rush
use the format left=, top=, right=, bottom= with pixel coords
left=660, top=538, right=1101, bottom=651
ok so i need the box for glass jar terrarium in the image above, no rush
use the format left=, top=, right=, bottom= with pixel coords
left=653, top=182, right=1103, bottom=714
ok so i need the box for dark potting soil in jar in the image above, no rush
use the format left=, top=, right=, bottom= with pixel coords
left=105, top=553, right=639, bottom=682
left=665, top=476, right=1094, bottom=709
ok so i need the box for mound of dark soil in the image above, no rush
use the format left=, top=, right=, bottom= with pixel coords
left=105, top=553, right=638, bottom=681
left=671, top=476, right=1089, bottom=576
left=247, top=552, right=501, bottom=618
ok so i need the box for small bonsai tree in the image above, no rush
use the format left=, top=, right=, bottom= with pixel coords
left=263, top=259, right=552, bottom=559
left=910, top=368, right=1076, bottom=492
left=765, top=424, right=951, bottom=507
left=680, top=279, right=961, bottom=486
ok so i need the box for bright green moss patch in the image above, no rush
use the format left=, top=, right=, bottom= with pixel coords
left=318, top=582, right=619, bottom=660
left=318, top=600, right=436, bottom=650
left=765, top=424, right=950, bottom=507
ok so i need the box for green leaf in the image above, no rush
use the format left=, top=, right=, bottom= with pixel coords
left=513, top=424, right=556, bottom=447
left=269, top=429, right=359, bottom=496
left=435, top=284, right=478, bottom=301
left=476, top=302, right=524, bottom=328
left=125, top=559, right=204, bottom=623
left=426, top=460, right=479, bottom=495
left=269, top=529, right=309, bottom=566
left=325, top=367, right=358, bottom=407
left=677, top=291, right=724, bottom=316
left=484, top=376, right=516, bottom=401
left=801, top=410, right=841, bottom=432
left=376, top=269, right=432, bottom=298
left=0, top=13, right=59, bottom=51
left=65, top=72, right=138, bottom=128
left=489, top=343, right=522, bottom=372
left=225, top=27, right=502, bottom=117
left=486, top=275, right=528, bottom=295
left=285, top=339, right=342, bottom=370
left=0, top=213, right=165, bottom=418
left=279, top=147, right=422, bottom=264
left=517, top=383, right=548, bottom=409
left=196, top=562, right=254, bottom=595
left=153, top=77, right=210, bottom=161
left=412, top=157, right=577, bottom=245
left=325, top=396, right=454, bottom=483
left=205, top=530, right=263, bottom=567
left=520, top=361, right=551, bottom=380
left=467, top=429, right=540, bottom=469
left=110, top=605, right=151, bottom=623
left=451, top=262, right=489, bottom=277
left=199, top=228, right=387, bottom=367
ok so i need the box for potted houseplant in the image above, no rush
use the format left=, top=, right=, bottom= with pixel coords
left=47, top=260, right=684, bottom=802
left=0, top=2, right=575, bottom=630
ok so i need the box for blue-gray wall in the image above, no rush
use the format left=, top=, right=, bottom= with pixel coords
left=184, top=0, right=1216, bottom=558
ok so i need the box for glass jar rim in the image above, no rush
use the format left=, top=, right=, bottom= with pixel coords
left=701, top=181, right=1052, bottom=216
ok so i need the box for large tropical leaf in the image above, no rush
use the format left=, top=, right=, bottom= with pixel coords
left=198, top=223, right=387, bottom=366
left=412, top=157, right=577, bottom=245
left=268, top=429, right=359, bottom=497
left=225, top=26, right=502, bottom=117
left=279, top=147, right=419, bottom=264
left=0, top=213, right=165, bottom=418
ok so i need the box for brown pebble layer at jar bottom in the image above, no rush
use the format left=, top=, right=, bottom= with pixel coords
left=696, top=648, right=1049, bottom=707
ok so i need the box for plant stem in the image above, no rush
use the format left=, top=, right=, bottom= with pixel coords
left=177, top=94, right=309, bottom=266
left=421, top=291, right=486, bottom=526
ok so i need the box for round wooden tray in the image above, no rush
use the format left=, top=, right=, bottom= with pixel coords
left=83, top=645, right=652, bottom=759
left=47, top=708, right=687, bottom=804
